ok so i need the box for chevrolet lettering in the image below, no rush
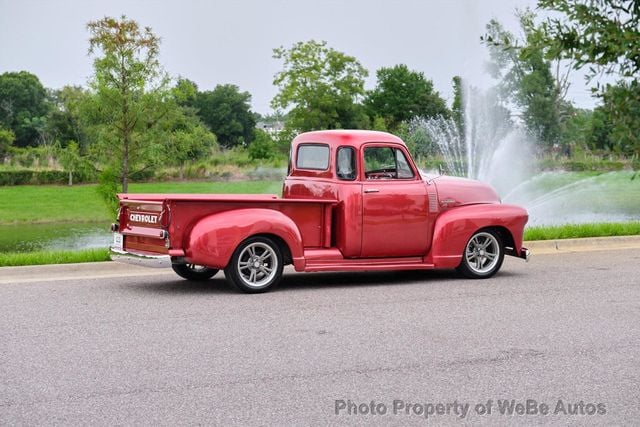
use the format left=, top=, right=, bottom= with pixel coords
left=110, top=130, right=530, bottom=293
left=129, top=213, right=158, bottom=224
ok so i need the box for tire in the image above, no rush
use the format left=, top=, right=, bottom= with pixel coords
left=224, top=236, right=283, bottom=293
left=457, top=229, right=504, bottom=279
left=172, top=263, right=218, bottom=281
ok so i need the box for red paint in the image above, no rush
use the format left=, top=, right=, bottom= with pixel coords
left=115, top=130, right=529, bottom=276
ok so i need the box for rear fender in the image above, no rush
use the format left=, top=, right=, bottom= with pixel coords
left=185, top=208, right=304, bottom=270
left=429, top=204, right=528, bottom=268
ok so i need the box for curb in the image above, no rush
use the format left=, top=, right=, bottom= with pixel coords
left=0, top=261, right=172, bottom=285
left=525, top=235, right=640, bottom=255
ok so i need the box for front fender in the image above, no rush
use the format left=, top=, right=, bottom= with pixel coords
left=429, top=204, right=528, bottom=268
left=184, top=208, right=304, bottom=270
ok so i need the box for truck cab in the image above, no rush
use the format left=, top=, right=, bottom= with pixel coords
left=283, top=130, right=438, bottom=258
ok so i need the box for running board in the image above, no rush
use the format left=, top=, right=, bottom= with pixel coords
left=303, top=249, right=434, bottom=272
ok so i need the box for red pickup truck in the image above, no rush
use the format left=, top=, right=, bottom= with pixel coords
left=111, top=130, right=529, bottom=293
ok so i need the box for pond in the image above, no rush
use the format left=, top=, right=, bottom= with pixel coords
left=0, top=222, right=111, bottom=253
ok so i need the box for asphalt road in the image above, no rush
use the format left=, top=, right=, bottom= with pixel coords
left=1, top=250, right=639, bottom=426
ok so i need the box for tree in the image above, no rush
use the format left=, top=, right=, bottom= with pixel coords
left=57, top=141, right=83, bottom=185
left=538, top=0, right=639, bottom=81
left=365, top=64, right=449, bottom=130
left=537, top=0, right=640, bottom=156
left=595, top=81, right=640, bottom=155
left=149, top=86, right=217, bottom=178
left=560, top=107, right=593, bottom=151
left=173, top=78, right=199, bottom=107
left=0, top=71, right=50, bottom=147
left=272, top=40, right=369, bottom=131
left=87, top=15, right=166, bottom=193
left=0, top=127, right=15, bottom=157
left=46, top=86, right=91, bottom=150
left=482, top=11, right=567, bottom=147
left=194, top=84, right=256, bottom=148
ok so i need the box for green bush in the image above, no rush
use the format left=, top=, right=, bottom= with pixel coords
left=248, top=129, right=279, bottom=160
left=563, top=159, right=625, bottom=172
left=129, top=168, right=155, bottom=182
left=600, top=160, right=625, bottom=171
left=564, top=160, right=589, bottom=171
left=0, top=168, right=97, bottom=186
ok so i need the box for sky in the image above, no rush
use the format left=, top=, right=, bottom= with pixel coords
left=0, top=0, right=599, bottom=114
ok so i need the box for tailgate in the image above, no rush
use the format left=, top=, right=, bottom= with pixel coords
left=114, top=199, right=169, bottom=255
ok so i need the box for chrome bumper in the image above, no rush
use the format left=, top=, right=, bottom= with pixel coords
left=109, top=247, right=172, bottom=268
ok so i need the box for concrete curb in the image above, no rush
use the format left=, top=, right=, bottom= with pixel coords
left=0, top=261, right=172, bottom=285
left=525, top=235, right=640, bottom=255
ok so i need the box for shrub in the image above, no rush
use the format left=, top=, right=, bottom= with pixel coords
left=0, top=168, right=98, bottom=186
left=248, top=129, right=278, bottom=160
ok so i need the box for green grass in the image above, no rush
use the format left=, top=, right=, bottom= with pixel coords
left=525, top=221, right=640, bottom=241
left=0, top=181, right=282, bottom=225
left=515, top=171, right=640, bottom=214
left=0, top=248, right=110, bottom=267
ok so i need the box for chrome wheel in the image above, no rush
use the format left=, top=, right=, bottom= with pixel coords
left=225, top=236, right=284, bottom=293
left=457, top=229, right=505, bottom=279
left=465, top=232, right=500, bottom=274
left=235, top=241, right=279, bottom=289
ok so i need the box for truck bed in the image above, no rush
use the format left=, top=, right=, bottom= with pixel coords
left=116, top=193, right=338, bottom=258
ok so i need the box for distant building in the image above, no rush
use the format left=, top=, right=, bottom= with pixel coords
left=256, top=120, right=284, bottom=136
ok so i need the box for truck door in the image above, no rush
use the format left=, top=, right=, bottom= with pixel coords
left=361, top=145, right=430, bottom=258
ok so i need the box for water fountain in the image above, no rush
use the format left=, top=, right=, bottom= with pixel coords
left=411, top=83, right=639, bottom=226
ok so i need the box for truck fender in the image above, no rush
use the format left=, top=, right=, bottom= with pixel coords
left=184, top=208, right=305, bottom=270
left=429, top=204, right=528, bottom=269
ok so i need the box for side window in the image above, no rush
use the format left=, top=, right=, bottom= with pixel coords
left=336, top=147, right=356, bottom=180
left=395, top=149, right=415, bottom=178
left=364, top=146, right=414, bottom=179
left=296, top=144, right=330, bottom=170
left=364, top=147, right=395, bottom=178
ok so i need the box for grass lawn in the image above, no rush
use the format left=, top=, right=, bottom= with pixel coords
left=0, top=248, right=110, bottom=267
left=0, top=181, right=282, bottom=225
left=507, top=171, right=640, bottom=218
left=524, top=221, right=640, bottom=241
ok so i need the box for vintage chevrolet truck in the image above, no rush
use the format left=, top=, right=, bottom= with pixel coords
left=111, top=130, right=529, bottom=293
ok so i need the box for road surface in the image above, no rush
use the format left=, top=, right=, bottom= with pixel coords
left=1, top=249, right=639, bottom=425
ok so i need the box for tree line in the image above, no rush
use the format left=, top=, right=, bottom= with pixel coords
left=0, top=0, right=638, bottom=193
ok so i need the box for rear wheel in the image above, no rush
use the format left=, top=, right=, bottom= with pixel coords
left=172, top=264, right=218, bottom=281
left=224, top=236, right=283, bottom=293
left=457, top=229, right=504, bottom=279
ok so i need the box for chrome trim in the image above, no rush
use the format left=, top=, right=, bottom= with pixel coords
left=109, top=247, right=171, bottom=268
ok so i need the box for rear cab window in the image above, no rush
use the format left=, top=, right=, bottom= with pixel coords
left=296, top=144, right=330, bottom=170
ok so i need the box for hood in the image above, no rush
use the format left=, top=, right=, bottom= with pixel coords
left=425, top=174, right=501, bottom=208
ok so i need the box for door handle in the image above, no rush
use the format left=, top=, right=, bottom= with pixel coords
left=364, top=189, right=380, bottom=193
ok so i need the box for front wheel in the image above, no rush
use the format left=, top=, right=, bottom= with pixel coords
left=172, top=264, right=219, bottom=281
left=224, top=236, right=283, bottom=293
left=457, top=230, right=504, bottom=279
